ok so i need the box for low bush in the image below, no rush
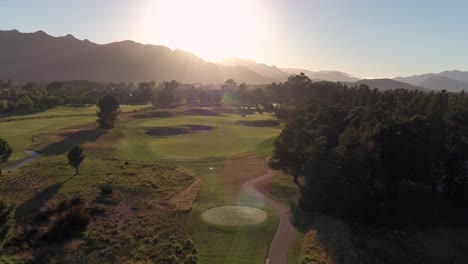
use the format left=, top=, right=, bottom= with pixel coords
left=44, top=205, right=90, bottom=242
left=100, top=183, right=113, bottom=195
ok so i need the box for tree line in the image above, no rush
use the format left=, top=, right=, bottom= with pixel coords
left=269, top=74, right=468, bottom=227
left=0, top=80, right=224, bottom=114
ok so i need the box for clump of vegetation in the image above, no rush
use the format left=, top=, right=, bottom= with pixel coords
left=44, top=204, right=90, bottom=242
left=100, top=183, right=113, bottom=195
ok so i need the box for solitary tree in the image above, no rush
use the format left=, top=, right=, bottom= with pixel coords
left=96, top=95, right=120, bottom=129
left=0, top=138, right=12, bottom=174
left=67, top=145, right=85, bottom=175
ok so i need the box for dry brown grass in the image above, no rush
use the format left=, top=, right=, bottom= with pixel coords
left=170, top=178, right=201, bottom=212
left=2, top=156, right=199, bottom=263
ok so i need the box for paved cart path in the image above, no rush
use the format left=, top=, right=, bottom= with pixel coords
left=242, top=157, right=295, bottom=264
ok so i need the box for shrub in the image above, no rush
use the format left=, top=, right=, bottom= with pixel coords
left=45, top=205, right=90, bottom=242
left=100, top=183, right=113, bottom=195
left=184, top=254, right=197, bottom=264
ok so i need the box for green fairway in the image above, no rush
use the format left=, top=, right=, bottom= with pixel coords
left=176, top=156, right=278, bottom=264
left=0, top=104, right=152, bottom=122
left=117, top=113, right=280, bottom=160
left=0, top=115, right=95, bottom=162
left=0, top=104, right=151, bottom=162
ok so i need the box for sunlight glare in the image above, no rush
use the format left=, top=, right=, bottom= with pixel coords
left=143, top=0, right=268, bottom=61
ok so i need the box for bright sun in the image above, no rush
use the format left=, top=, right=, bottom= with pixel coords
left=141, top=0, right=269, bottom=61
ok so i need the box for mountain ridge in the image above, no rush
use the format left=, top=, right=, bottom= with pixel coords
left=0, top=29, right=274, bottom=84
left=1, top=29, right=468, bottom=92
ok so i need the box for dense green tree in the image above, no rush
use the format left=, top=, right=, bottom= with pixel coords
left=157, top=80, right=178, bottom=107
left=96, top=95, right=120, bottom=128
left=67, top=145, right=85, bottom=175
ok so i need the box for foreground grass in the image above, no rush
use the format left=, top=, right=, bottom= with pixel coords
left=2, top=156, right=197, bottom=263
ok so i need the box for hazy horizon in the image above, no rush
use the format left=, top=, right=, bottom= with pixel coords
left=1, top=0, right=468, bottom=78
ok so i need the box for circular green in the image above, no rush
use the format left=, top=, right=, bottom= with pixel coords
left=201, top=205, right=268, bottom=226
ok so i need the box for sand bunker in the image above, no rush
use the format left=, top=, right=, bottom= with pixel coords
left=238, top=120, right=279, bottom=127
left=146, top=124, right=214, bottom=137
left=134, top=111, right=173, bottom=119
left=184, top=108, right=220, bottom=116
left=201, top=205, right=267, bottom=226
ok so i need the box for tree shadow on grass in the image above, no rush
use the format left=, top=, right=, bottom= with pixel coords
left=15, top=183, right=63, bottom=224
left=39, top=128, right=106, bottom=156
left=15, top=176, right=77, bottom=224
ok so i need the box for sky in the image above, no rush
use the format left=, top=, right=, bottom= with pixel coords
left=1, top=0, right=468, bottom=78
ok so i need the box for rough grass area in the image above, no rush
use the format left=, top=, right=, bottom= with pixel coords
left=118, top=113, right=280, bottom=159
left=2, top=156, right=198, bottom=263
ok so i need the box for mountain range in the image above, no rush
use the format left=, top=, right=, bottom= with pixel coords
left=1, top=29, right=468, bottom=92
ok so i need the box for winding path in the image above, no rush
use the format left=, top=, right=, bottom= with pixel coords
left=5, top=150, right=41, bottom=171
left=242, top=157, right=295, bottom=264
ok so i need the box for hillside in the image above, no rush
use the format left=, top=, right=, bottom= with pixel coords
left=0, top=30, right=273, bottom=84
left=356, top=78, right=426, bottom=91
left=220, top=57, right=290, bottom=82
left=419, top=75, right=468, bottom=92
left=282, top=68, right=360, bottom=83
left=394, top=71, right=468, bottom=92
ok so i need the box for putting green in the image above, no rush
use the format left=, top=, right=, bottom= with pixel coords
left=201, top=205, right=268, bottom=226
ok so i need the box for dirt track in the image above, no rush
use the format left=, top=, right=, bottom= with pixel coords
left=242, top=157, right=295, bottom=264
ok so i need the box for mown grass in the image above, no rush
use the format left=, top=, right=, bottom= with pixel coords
left=0, top=116, right=95, bottom=162
left=180, top=154, right=278, bottom=264
left=0, top=104, right=152, bottom=121
left=0, top=104, right=151, bottom=163
left=117, top=112, right=280, bottom=159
